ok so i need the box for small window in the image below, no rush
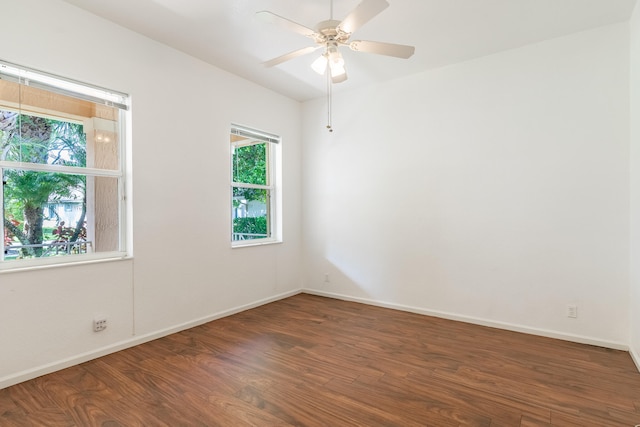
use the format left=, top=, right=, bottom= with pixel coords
left=230, top=124, right=279, bottom=246
left=0, top=60, right=129, bottom=268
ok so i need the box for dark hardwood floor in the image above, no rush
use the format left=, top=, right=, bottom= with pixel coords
left=2, top=293, right=640, bottom=426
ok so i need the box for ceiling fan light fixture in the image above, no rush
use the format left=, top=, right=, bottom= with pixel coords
left=331, top=69, right=348, bottom=84
left=330, top=61, right=346, bottom=78
left=311, top=54, right=328, bottom=74
left=326, top=44, right=346, bottom=79
left=327, top=45, right=344, bottom=67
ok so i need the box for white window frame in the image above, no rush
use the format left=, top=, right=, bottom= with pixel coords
left=230, top=124, right=281, bottom=248
left=0, top=60, right=130, bottom=270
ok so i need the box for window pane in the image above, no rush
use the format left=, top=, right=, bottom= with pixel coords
left=3, top=170, right=120, bottom=260
left=0, top=79, right=122, bottom=171
left=232, top=187, right=269, bottom=241
left=232, top=142, right=267, bottom=185
left=0, top=111, right=86, bottom=167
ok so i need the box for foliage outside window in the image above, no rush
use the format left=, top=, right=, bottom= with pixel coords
left=0, top=60, right=129, bottom=268
left=231, top=125, right=279, bottom=246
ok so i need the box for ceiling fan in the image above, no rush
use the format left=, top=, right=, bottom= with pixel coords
left=257, top=0, right=415, bottom=84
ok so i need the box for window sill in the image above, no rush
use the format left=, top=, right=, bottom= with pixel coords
left=0, top=252, right=131, bottom=274
left=232, top=238, right=282, bottom=249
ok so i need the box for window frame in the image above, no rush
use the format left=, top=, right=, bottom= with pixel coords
left=230, top=124, right=281, bottom=248
left=0, top=60, right=130, bottom=270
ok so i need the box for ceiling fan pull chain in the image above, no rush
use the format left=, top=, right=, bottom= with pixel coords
left=326, top=70, right=333, bottom=132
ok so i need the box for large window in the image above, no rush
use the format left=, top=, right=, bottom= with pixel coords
left=231, top=124, right=280, bottom=246
left=0, top=60, right=129, bottom=268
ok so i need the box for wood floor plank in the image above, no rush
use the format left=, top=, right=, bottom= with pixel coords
left=0, top=408, right=75, bottom=427
left=0, top=389, right=26, bottom=420
left=399, top=368, right=551, bottom=425
left=325, top=375, right=493, bottom=426
left=2, top=293, right=640, bottom=426
left=520, top=415, right=553, bottom=426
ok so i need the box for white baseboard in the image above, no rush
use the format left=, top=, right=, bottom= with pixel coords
left=303, top=289, right=630, bottom=352
left=630, top=346, right=640, bottom=373
left=0, top=289, right=300, bottom=390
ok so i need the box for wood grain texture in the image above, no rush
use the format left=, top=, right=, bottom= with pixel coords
left=1, top=293, right=639, bottom=426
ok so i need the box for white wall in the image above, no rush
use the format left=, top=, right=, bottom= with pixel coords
left=303, top=23, right=631, bottom=347
left=630, top=2, right=640, bottom=369
left=0, top=0, right=303, bottom=388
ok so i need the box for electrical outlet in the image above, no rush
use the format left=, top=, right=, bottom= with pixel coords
left=566, top=304, right=577, bottom=319
left=93, top=317, right=107, bottom=332
left=324, top=273, right=330, bottom=283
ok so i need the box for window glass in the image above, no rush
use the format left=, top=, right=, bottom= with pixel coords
left=233, top=143, right=267, bottom=185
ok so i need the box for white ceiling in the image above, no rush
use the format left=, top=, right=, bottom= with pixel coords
left=61, top=0, right=637, bottom=102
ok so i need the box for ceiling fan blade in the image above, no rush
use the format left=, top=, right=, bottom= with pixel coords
left=337, top=0, right=389, bottom=35
left=256, top=11, right=319, bottom=39
left=349, top=40, right=415, bottom=58
left=263, top=46, right=319, bottom=68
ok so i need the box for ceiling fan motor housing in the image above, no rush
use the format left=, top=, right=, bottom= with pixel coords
left=315, top=20, right=351, bottom=44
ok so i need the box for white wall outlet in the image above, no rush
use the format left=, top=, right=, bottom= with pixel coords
left=566, top=304, right=578, bottom=319
left=93, top=317, right=107, bottom=332
left=324, top=273, right=330, bottom=283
